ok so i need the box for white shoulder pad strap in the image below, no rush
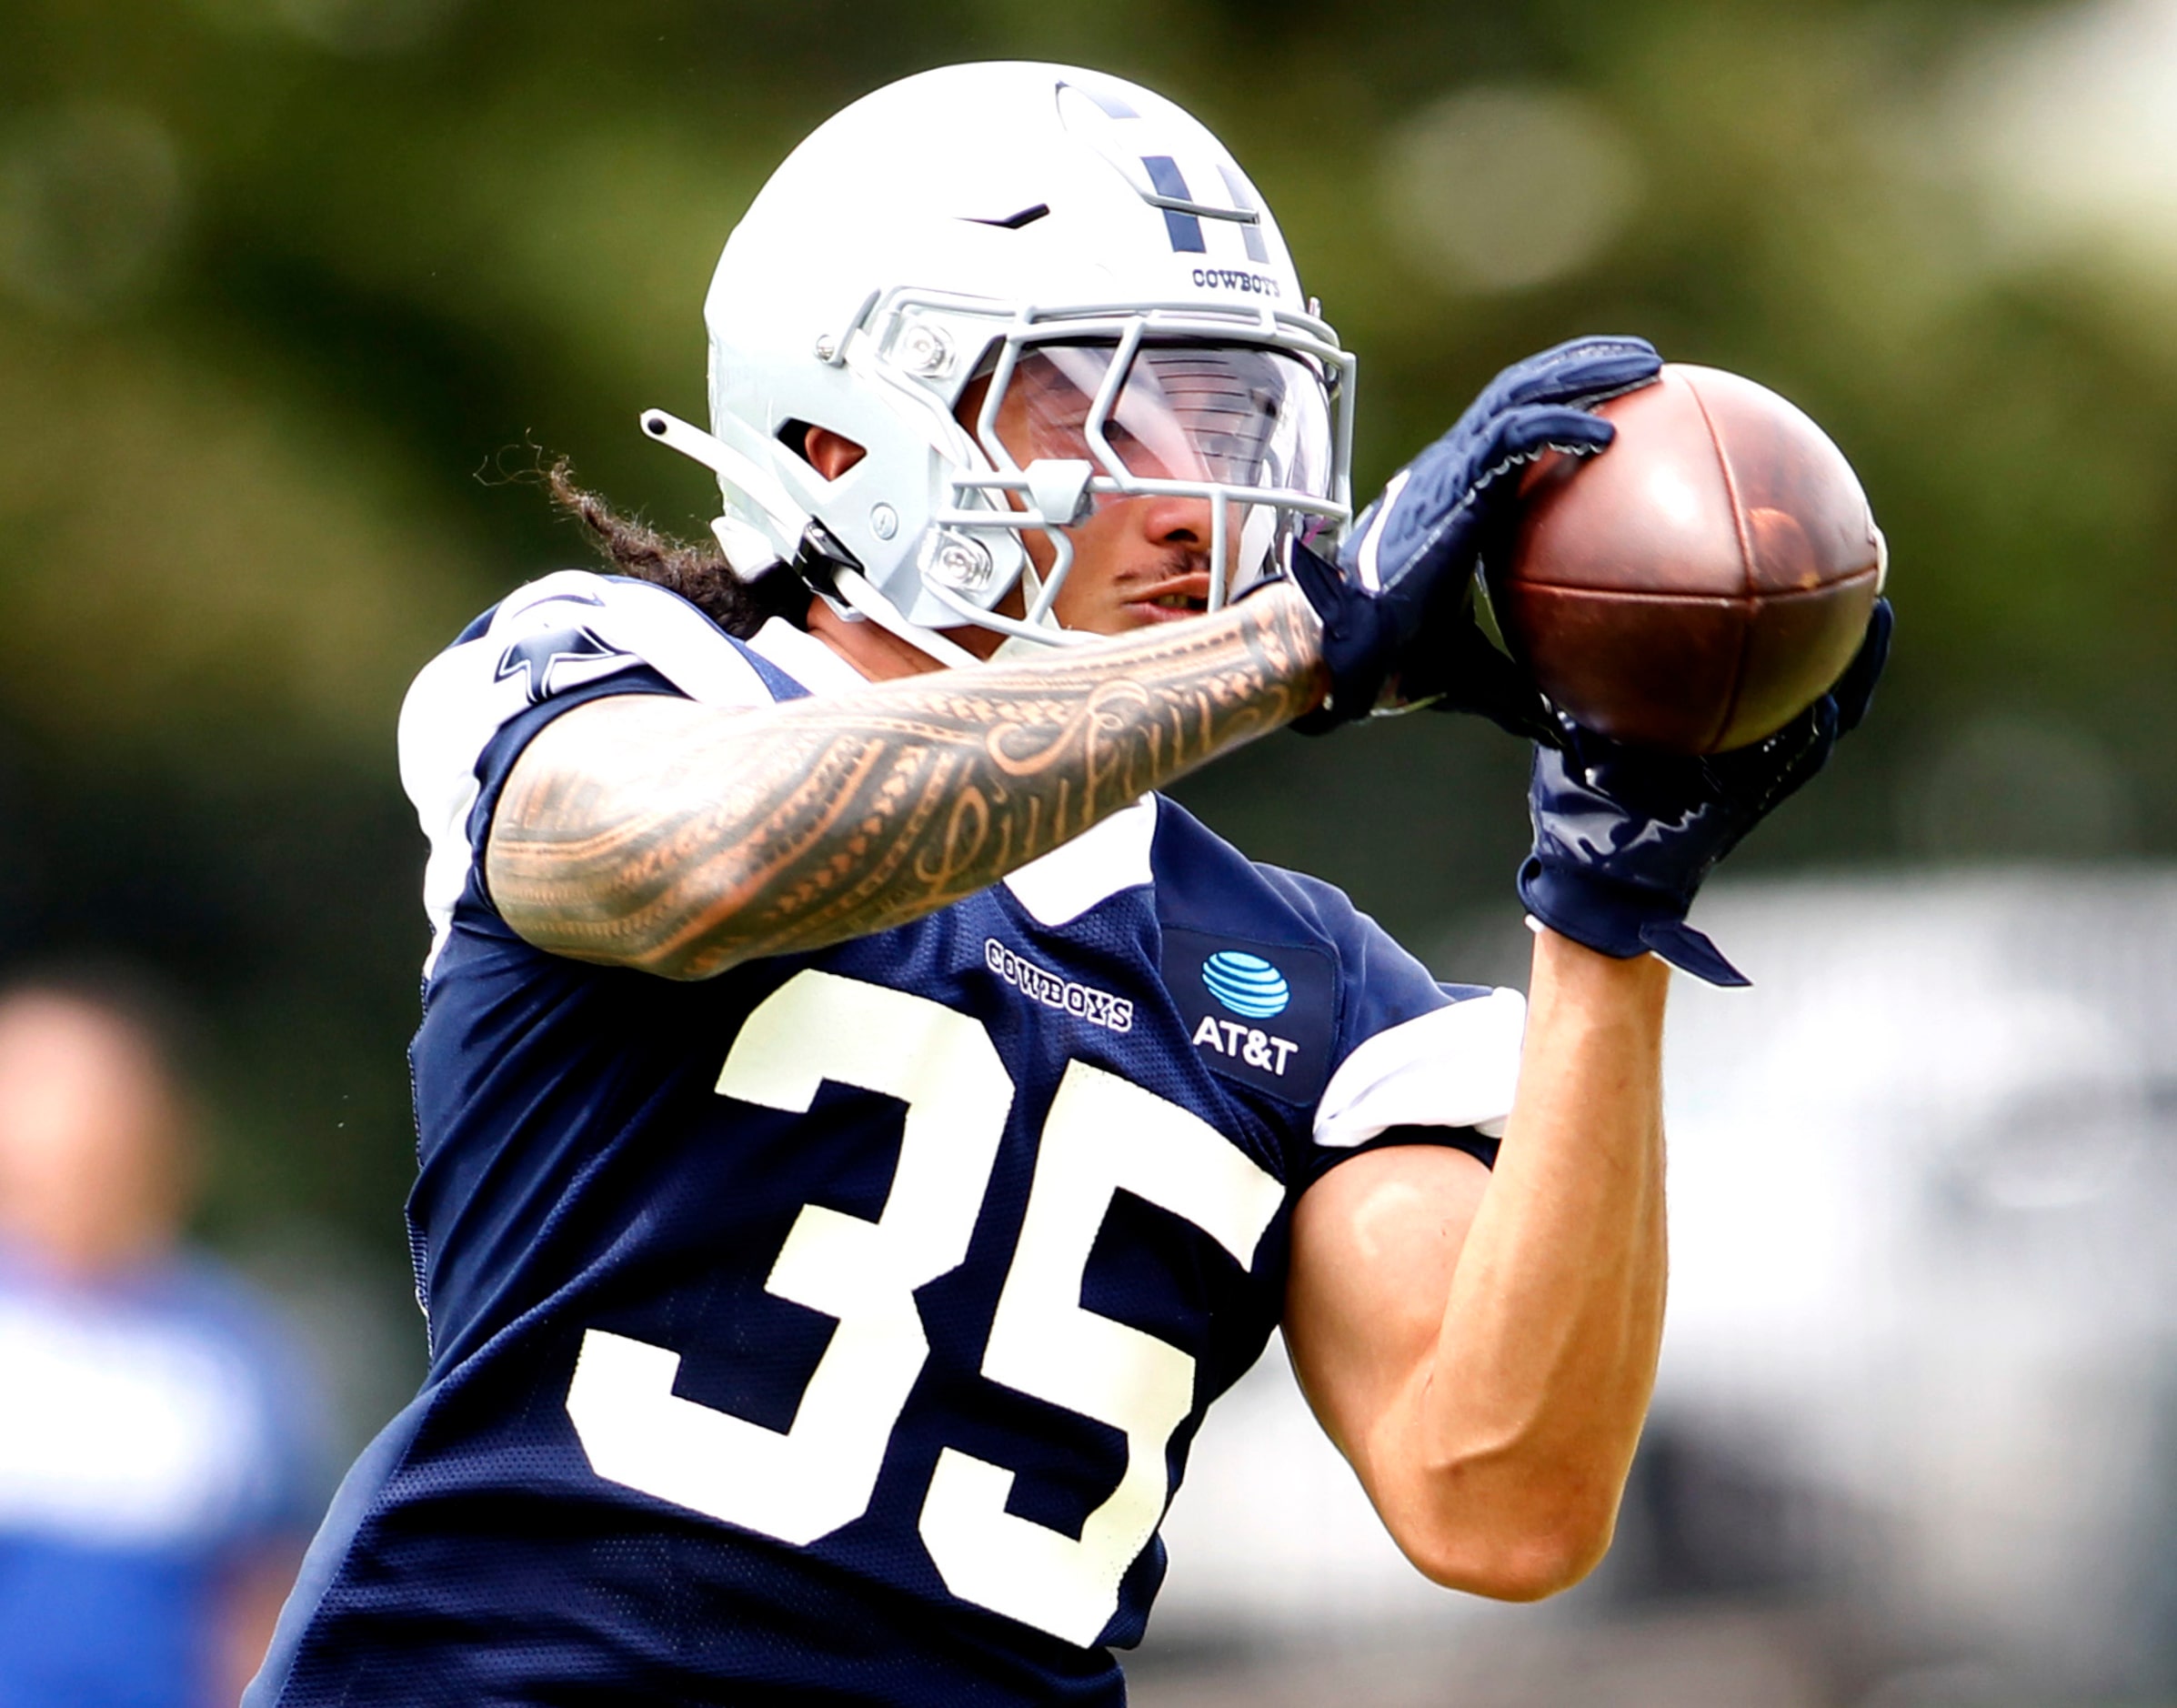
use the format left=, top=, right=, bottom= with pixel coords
left=1313, top=987, right=1527, bottom=1149
left=398, top=571, right=780, bottom=973
left=1003, top=797, right=1159, bottom=928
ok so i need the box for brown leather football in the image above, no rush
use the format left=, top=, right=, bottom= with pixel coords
left=1502, top=364, right=1884, bottom=754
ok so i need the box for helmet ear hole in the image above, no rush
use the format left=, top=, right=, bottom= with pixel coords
left=781, top=420, right=868, bottom=481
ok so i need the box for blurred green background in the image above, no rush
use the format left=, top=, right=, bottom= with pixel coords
left=5, top=0, right=2174, bottom=1398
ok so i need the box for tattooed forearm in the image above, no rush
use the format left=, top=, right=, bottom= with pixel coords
left=486, top=585, right=1328, bottom=978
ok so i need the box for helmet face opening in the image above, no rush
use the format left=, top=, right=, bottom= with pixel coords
left=1004, top=344, right=1332, bottom=497
left=969, top=338, right=1339, bottom=615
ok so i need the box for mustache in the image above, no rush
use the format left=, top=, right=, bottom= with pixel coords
left=1119, top=546, right=1212, bottom=586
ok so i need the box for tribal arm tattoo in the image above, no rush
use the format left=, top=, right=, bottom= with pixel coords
left=485, top=584, right=1329, bottom=979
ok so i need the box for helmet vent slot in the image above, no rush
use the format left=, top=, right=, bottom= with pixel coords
left=963, top=204, right=1051, bottom=231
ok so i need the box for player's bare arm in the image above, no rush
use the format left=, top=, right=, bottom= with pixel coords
left=1265, top=341, right=1887, bottom=1603
left=1285, top=933, right=1669, bottom=1601
left=486, top=585, right=1327, bottom=979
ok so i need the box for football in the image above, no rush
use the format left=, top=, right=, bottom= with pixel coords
left=1501, top=364, right=1884, bottom=754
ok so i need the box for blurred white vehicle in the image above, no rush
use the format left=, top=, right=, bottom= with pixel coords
left=1149, top=870, right=2177, bottom=1703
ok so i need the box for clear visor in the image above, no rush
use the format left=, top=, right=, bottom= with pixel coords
left=984, top=340, right=1336, bottom=601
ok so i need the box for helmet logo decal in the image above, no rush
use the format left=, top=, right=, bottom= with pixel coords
left=1188, top=266, right=1280, bottom=298
left=961, top=203, right=1051, bottom=231
left=1200, top=951, right=1291, bottom=1020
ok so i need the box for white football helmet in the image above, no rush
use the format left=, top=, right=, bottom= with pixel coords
left=642, top=61, right=1354, bottom=666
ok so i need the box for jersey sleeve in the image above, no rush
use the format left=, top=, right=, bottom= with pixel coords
left=396, top=571, right=795, bottom=970
left=1259, top=869, right=1527, bottom=1188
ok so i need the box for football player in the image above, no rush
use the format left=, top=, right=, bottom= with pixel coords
left=248, top=63, right=1886, bottom=1707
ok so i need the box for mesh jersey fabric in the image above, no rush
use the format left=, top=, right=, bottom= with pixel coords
left=250, top=573, right=1524, bottom=1708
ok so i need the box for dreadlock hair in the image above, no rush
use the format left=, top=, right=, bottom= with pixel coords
left=543, top=458, right=798, bottom=639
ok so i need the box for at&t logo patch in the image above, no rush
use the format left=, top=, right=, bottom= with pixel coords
left=1160, top=927, right=1335, bottom=1105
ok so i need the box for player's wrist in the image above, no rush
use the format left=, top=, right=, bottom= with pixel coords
left=1232, top=579, right=1333, bottom=723
left=1517, top=854, right=1747, bottom=987
left=1281, top=540, right=1394, bottom=731
left=1263, top=574, right=1325, bottom=648
left=1525, top=913, right=1674, bottom=996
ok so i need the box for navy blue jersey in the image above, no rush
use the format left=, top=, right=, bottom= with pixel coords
left=253, top=574, right=1525, bottom=1707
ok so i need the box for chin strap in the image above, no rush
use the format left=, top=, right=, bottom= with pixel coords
left=828, top=567, right=986, bottom=669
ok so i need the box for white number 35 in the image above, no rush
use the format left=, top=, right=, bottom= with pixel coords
left=565, top=970, right=1283, bottom=1647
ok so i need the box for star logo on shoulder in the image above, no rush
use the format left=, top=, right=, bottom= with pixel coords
left=495, top=625, right=628, bottom=704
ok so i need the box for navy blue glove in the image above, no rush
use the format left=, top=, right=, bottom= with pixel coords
left=1289, top=336, right=1661, bottom=731
left=1519, top=600, right=1893, bottom=986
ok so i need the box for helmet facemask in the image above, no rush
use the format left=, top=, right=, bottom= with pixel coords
left=932, top=327, right=1343, bottom=643
left=891, top=302, right=1349, bottom=649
